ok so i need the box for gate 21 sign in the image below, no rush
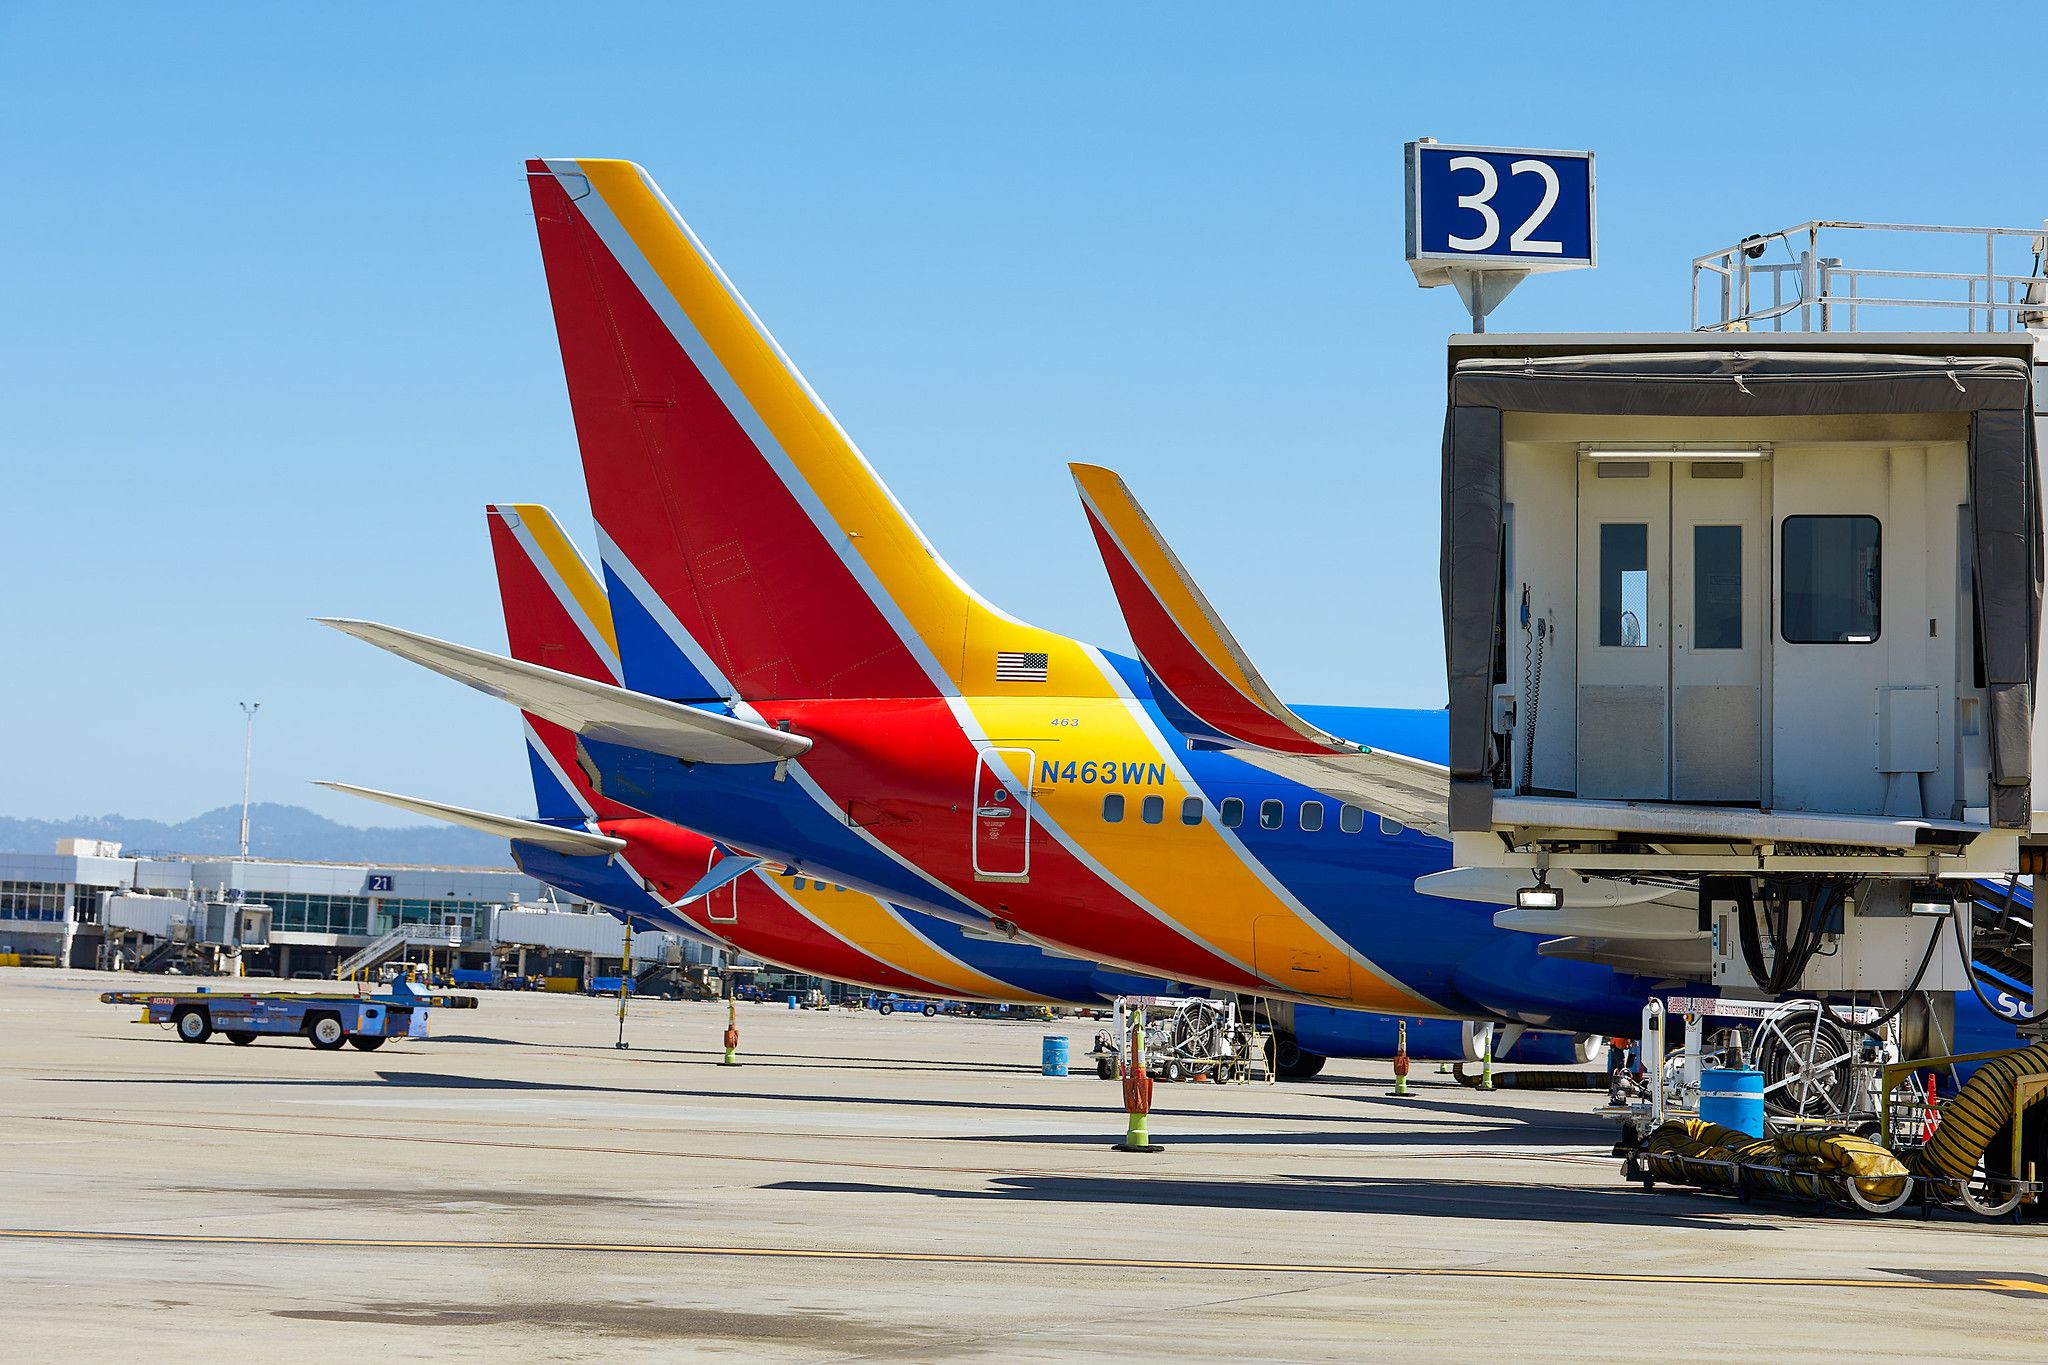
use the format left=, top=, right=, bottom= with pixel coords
left=1405, top=143, right=1595, bottom=270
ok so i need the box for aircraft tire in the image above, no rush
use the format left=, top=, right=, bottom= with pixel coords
left=1264, top=1033, right=1327, bottom=1080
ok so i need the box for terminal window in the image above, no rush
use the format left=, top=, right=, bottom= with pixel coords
left=244, top=892, right=370, bottom=935
left=1782, top=515, right=1881, bottom=643
left=0, top=880, right=66, bottom=920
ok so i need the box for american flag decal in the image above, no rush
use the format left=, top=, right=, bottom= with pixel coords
left=995, top=651, right=1049, bottom=682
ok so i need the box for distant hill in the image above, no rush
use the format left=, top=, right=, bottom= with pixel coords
left=0, top=803, right=510, bottom=867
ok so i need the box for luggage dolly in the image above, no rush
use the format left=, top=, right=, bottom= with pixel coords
left=103, top=976, right=477, bottom=1051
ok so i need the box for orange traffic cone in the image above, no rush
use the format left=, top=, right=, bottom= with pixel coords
left=1390, top=1019, right=1415, bottom=1098
left=1114, top=1010, right=1163, bottom=1153
left=720, top=999, right=741, bottom=1066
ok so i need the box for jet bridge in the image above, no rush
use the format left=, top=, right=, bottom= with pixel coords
left=1435, top=221, right=2048, bottom=1014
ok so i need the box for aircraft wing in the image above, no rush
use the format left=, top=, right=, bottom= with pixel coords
left=315, top=780, right=629, bottom=856
left=1070, top=464, right=1450, bottom=840
left=319, top=618, right=813, bottom=766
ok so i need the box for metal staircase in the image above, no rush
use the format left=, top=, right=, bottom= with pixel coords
left=335, top=923, right=463, bottom=980
left=138, top=937, right=189, bottom=973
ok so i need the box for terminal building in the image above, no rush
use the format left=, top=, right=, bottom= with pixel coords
left=0, top=838, right=741, bottom=985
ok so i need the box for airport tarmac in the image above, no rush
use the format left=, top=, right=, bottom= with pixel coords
left=1, top=968, right=2041, bottom=1361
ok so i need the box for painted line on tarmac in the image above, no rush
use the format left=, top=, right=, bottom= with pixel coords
left=2, top=1228, right=2042, bottom=1297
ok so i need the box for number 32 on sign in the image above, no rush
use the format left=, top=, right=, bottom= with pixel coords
left=1406, top=141, right=1595, bottom=269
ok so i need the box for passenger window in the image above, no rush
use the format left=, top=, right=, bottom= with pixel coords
left=1259, top=799, right=1284, bottom=830
left=1782, top=515, right=1880, bottom=643
left=1600, top=523, right=1650, bottom=647
left=1180, top=797, right=1203, bottom=826
left=1141, top=795, right=1164, bottom=824
left=1102, top=793, right=1125, bottom=823
left=1340, top=804, right=1365, bottom=834
left=1299, top=801, right=1324, bottom=832
left=791, top=877, right=807, bottom=890
left=1220, top=797, right=1243, bottom=828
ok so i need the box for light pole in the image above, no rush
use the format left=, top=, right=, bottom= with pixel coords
left=238, top=702, right=261, bottom=859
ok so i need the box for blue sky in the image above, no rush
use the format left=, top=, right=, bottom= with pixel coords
left=4, top=2, right=2041, bottom=825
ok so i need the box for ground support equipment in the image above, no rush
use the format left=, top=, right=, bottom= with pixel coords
left=1614, top=1041, right=2048, bottom=1220
left=103, top=978, right=476, bottom=1051
left=1089, top=997, right=1257, bottom=1084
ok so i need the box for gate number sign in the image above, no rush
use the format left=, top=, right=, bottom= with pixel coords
left=1406, top=143, right=1595, bottom=269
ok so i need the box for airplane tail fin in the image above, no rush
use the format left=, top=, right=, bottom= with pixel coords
left=526, top=158, right=1071, bottom=704
left=486, top=502, right=639, bottom=823
left=1071, top=463, right=1451, bottom=838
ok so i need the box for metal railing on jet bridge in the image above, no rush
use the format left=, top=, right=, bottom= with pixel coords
left=1693, top=220, right=2048, bottom=333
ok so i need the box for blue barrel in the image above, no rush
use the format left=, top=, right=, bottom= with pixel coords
left=787, top=995, right=798, bottom=1010
left=1699, top=1067, right=1765, bottom=1137
left=1041, top=1034, right=1070, bottom=1077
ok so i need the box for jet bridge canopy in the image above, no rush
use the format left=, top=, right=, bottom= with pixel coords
left=1441, top=333, right=2041, bottom=849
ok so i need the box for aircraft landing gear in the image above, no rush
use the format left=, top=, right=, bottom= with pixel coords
left=1265, top=1031, right=1327, bottom=1080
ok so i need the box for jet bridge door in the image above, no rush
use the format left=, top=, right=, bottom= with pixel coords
left=1575, top=456, right=1765, bottom=802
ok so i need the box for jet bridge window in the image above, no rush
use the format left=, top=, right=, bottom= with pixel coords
left=1259, top=799, right=1284, bottom=830
left=1782, top=515, right=1881, bottom=643
left=1599, top=523, right=1650, bottom=647
left=1220, top=797, right=1244, bottom=827
left=1102, top=793, right=1125, bottom=823
left=1693, top=525, right=1743, bottom=650
left=1339, top=804, right=1365, bottom=834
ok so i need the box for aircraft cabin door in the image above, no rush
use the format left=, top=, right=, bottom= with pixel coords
left=705, top=848, right=738, bottom=923
left=971, top=747, right=1034, bottom=883
left=1576, top=455, right=1765, bottom=803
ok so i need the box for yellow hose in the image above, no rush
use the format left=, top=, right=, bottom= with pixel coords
left=1910, top=1042, right=2048, bottom=1184
left=1639, top=1119, right=1908, bottom=1210
left=1748, top=1130, right=1908, bottom=1206
left=1642, top=1117, right=1761, bottom=1188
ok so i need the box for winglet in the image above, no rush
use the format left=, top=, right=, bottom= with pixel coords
left=1069, top=463, right=1354, bottom=757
